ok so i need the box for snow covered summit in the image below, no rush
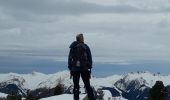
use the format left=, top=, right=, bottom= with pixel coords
left=0, top=71, right=169, bottom=100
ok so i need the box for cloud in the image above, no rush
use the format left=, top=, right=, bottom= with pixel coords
left=0, top=0, right=138, bottom=17
left=1, top=0, right=169, bottom=20
left=0, top=0, right=170, bottom=66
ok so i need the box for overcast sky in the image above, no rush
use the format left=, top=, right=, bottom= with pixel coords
left=1, top=0, right=170, bottom=66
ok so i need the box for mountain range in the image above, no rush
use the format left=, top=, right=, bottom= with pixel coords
left=0, top=71, right=170, bottom=100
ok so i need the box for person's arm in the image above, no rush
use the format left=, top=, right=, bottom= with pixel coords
left=68, top=48, right=73, bottom=79
left=86, top=45, right=92, bottom=69
left=68, top=48, right=73, bottom=70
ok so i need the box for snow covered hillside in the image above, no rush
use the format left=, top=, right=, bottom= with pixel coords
left=0, top=92, right=7, bottom=98
left=40, top=91, right=127, bottom=100
left=0, top=71, right=170, bottom=100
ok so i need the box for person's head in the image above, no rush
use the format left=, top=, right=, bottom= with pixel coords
left=76, top=33, right=84, bottom=43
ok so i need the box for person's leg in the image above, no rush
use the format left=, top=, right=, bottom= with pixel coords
left=81, top=71, right=95, bottom=100
left=72, top=71, right=80, bottom=100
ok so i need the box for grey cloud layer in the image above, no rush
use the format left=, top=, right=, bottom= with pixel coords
left=1, top=0, right=169, bottom=18
left=0, top=0, right=170, bottom=64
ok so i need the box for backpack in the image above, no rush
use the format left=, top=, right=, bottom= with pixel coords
left=70, top=43, right=89, bottom=68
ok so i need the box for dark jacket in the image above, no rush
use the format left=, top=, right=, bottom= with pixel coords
left=68, top=41, right=92, bottom=71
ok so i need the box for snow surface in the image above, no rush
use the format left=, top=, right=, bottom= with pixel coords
left=0, top=71, right=170, bottom=100
left=0, top=71, right=72, bottom=90
left=102, top=90, right=127, bottom=100
left=40, top=91, right=127, bottom=100
left=123, top=71, right=170, bottom=87
left=0, top=71, right=170, bottom=90
left=40, top=94, right=86, bottom=100
left=0, top=92, right=8, bottom=98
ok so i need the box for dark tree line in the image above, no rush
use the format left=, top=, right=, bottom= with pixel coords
left=147, top=81, right=168, bottom=100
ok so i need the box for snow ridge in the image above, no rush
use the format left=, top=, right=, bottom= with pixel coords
left=0, top=71, right=170, bottom=100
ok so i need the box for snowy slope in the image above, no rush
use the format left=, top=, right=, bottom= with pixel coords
left=0, top=71, right=71, bottom=90
left=0, top=70, right=122, bottom=90
left=40, top=94, right=86, bottom=100
left=40, top=90, right=127, bottom=100
left=0, top=71, right=170, bottom=90
left=115, top=71, right=170, bottom=90
left=0, top=92, right=8, bottom=98
left=0, top=71, right=170, bottom=100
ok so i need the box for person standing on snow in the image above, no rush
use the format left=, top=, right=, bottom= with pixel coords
left=68, top=33, right=95, bottom=100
